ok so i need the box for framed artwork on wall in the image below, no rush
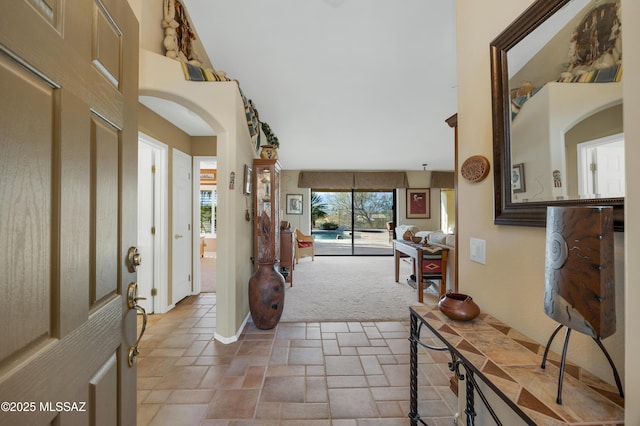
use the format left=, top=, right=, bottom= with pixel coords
left=512, top=163, right=526, bottom=193
left=406, top=188, right=430, bottom=219
left=243, top=164, right=252, bottom=195
left=286, top=194, right=303, bottom=215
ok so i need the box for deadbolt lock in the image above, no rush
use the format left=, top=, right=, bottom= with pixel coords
left=126, top=246, right=142, bottom=273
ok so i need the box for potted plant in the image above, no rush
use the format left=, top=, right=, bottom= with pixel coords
left=260, top=121, right=279, bottom=159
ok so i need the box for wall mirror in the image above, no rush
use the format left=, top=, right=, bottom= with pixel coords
left=490, top=0, right=624, bottom=231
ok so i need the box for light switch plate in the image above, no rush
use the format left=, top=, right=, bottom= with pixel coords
left=470, top=238, right=486, bottom=264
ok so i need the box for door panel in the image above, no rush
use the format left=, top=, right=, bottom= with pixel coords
left=93, top=117, right=120, bottom=306
left=0, top=0, right=138, bottom=424
left=0, top=48, right=54, bottom=362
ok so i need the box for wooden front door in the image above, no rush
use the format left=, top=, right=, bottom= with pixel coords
left=0, top=0, right=139, bottom=424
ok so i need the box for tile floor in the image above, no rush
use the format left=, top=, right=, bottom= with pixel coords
left=137, top=293, right=457, bottom=425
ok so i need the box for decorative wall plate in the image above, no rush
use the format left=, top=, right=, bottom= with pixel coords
left=461, top=155, right=490, bottom=183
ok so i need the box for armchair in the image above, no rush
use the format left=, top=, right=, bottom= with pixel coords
left=295, top=229, right=315, bottom=264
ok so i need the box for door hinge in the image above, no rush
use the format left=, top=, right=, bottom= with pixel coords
left=188, top=224, right=191, bottom=231
left=188, top=274, right=191, bottom=282
left=151, top=226, right=156, bottom=235
left=151, top=288, right=158, bottom=296
left=152, top=165, right=157, bottom=173
left=590, top=163, right=597, bottom=172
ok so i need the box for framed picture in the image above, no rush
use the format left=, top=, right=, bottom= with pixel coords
left=200, top=169, right=216, bottom=185
left=406, top=188, right=430, bottom=219
left=243, top=164, right=252, bottom=195
left=286, top=194, right=303, bottom=215
left=512, top=163, right=526, bottom=193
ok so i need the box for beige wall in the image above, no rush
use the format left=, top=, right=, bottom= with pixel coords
left=192, top=136, right=217, bottom=157
left=622, top=0, right=640, bottom=423
left=457, top=0, right=637, bottom=423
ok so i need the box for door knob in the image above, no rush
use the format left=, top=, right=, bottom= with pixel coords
left=175, top=234, right=183, bottom=239
left=126, top=246, right=142, bottom=273
left=127, top=282, right=147, bottom=367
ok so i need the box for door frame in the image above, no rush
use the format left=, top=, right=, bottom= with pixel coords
left=138, top=132, right=170, bottom=313
left=193, top=156, right=217, bottom=294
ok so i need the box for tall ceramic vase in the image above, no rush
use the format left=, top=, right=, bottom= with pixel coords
left=248, top=262, right=285, bottom=329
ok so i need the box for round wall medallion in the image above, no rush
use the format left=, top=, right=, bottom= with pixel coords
left=461, top=155, right=490, bottom=183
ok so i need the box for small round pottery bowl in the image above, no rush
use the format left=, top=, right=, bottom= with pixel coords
left=438, top=293, right=480, bottom=321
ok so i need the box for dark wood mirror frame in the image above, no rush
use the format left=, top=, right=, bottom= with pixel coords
left=490, top=0, right=624, bottom=232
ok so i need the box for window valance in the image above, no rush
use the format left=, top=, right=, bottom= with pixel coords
left=297, top=171, right=409, bottom=190
left=429, top=171, right=455, bottom=189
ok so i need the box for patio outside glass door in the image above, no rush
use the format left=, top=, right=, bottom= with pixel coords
left=312, top=190, right=395, bottom=255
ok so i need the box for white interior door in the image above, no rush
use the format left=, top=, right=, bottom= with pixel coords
left=0, top=0, right=139, bottom=424
left=173, top=149, right=193, bottom=303
left=577, top=135, right=625, bottom=198
left=595, top=141, right=625, bottom=197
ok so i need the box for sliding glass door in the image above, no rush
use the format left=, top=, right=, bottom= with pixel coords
left=312, top=190, right=395, bottom=256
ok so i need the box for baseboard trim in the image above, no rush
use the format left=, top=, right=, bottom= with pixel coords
left=214, top=312, right=250, bottom=344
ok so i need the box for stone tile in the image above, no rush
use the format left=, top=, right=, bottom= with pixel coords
left=366, top=375, right=389, bottom=387
left=363, top=326, right=383, bottom=339
left=320, top=322, right=350, bottom=333
left=322, top=339, right=340, bottom=355
left=242, top=365, right=267, bottom=388
left=375, top=322, right=408, bottom=332
left=206, top=389, right=260, bottom=419
left=381, top=364, right=410, bottom=387
left=347, top=322, right=364, bottom=332
left=385, top=338, right=410, bottom=355
left=148, top=404, right=208, bottom=425
left=336, top=332, right=370, bottom=347
left=306, top=365, right=326, bottom=376
left=375, top=401, right=405, bottom=418
left=327, top=375, right=369, bottom=388
left=356, top=346, right=392, bottom=356
left=153, top=365, right=209, bottom=390
left=290, top=339, right=322, bottom=348
left=325, top=356, right=364, bottom=376
left=166, top=389, right=215, bottom=404
left=360, top=355, right=383, bottom=375
left=306, top=376, right=328, bottom=402
left=306, top=326, right=322, bottom=340
left=370, top=386, right=410, bottom=401
left=280, top=402, right=330, bottom=419
left=328, top=388, right=378, bottom=418
left=137, top=294, right=455, bottom=424
left=288, top=347, right=325, bottom=365
left=265, top=365, right=306, bottom=377
left=276, top=324, right=307, bottom=340
left=260, top=376, right=305, bottom=403
left=268, top=346, right=289, bottom=365
left=254, top=401, right=281, bottom=420
left=237, top=340, right=273, bottom=357
left=137, top=356, right=178, bottom=377
left=143, top=390, right=172, bottom=404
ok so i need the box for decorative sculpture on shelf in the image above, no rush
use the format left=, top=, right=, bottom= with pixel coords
left=541, top=206, right=623, bottom=404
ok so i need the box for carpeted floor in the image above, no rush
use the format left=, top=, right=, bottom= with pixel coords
left=279, top=256, right=441, bottom=322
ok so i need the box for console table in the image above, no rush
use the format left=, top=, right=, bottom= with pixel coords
left=394, top=239, right=448, bottom=302
left=408, top=305, right=624, bottom=426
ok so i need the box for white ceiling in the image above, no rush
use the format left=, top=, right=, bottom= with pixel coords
left=149, top=0, right=458, bottom=172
